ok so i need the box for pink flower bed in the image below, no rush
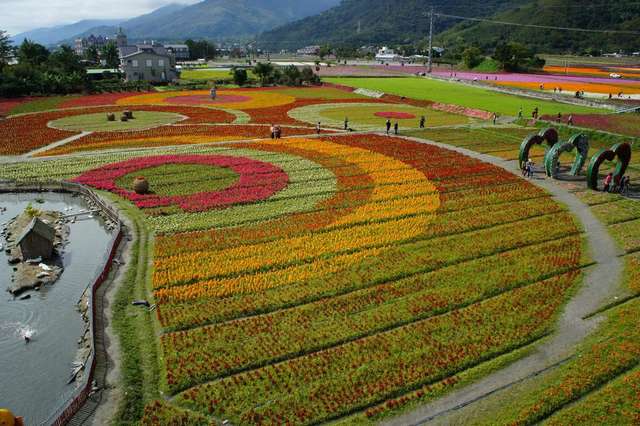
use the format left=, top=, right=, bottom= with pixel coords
left=431, top=103, right=493, bottom=120
left=541, top=113, right=640, bottom=137
left=374, top=111, right=416, bottom=119
left=432, top=70, right=640, bottom=86
left=72, top=154, right=289, bottom=212
left=165, top=94, right=252, bottom=105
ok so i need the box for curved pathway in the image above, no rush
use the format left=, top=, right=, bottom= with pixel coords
left=383, top=134, right=624, bottom=426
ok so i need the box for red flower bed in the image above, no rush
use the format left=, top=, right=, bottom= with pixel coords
left=72, top=154, right=289, bottom=212
left=375, top=111, right=416, bottom=119
left=0, top=97, right=34, bottom=116
left=58, top=92, right=149, bottom=109
left=541, top=113, right=640, bottom=138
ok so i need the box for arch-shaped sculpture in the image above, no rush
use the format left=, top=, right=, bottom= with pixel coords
left=587, top=142, right=632, bottom=190
left=519, top=128, right=559, bottom=170
left=543, top=134, right=589, bottom=178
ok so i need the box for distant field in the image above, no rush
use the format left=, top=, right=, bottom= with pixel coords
left=180, top=69, right=255, bottom=81
left=325, top=77, right=604, bottom=116
left=542, top=54, right=640, bottom=67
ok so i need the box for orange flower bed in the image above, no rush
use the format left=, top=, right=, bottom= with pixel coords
left=544, top=65, right=640, bottom=79
left=39, top=125, right=324, bottom=156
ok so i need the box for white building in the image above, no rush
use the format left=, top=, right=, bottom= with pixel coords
left=297, top=45, right=321, bottom=56
left=375, top=46, right=402, bottom=63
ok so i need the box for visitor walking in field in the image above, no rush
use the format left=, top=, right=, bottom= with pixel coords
left=518, top=107, right=523, bottom=119
left=493, top=113, right=498, bottom=125
left=394, top=122, right=399, bottom=135
left=270, top=124, right=275, bottom=139
left=344, top=117, right=349, bottom=131
left=316, top=122, right=321, bottom=134
left=567, top=115, right=574, bottom=126
left=419, top=115, right=426, bottom=128
left=386, top=119, right=392, bottom=135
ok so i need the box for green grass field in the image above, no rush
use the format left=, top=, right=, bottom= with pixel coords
left=325, top=77, right=603, bottom=116
left=180, top=69, right=255, bottom=81
left=49, top=111, right=184, bottom=132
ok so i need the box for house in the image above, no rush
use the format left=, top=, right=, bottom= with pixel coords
left=375, top=46, right=403, bottom=63
left=296, top=45, right=321, bottom=56
left=16, top=218, right=56, bottom=260
left=166, top=44, right=190, bottom=61
left=115, top=29, right=178, bottom=82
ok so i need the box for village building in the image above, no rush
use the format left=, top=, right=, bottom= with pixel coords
left=165, top=44, right=190, bottom=61
left=296, top=45, right=321, bottom=56
left=375, top=46, right=402, bottom=63
left=16, top=218, right=56, bottom=261
left=115, top=29, right=179, bottom=82
left=74, top=34, right=109, bottom=56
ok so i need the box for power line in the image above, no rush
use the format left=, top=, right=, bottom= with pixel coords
left=435, top=13, right=640, bottom=35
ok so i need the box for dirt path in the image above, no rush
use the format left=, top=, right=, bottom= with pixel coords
left=382, top=135, right=624, bottom=426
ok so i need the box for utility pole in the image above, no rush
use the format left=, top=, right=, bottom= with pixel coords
left=427, top=7, right=434, bottom=73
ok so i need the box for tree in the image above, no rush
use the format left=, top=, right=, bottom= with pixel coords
left=17, top=39, right=49, bottom=66
left=282, top=65, right=301, bottom=86
left=318, top=45, right=331, bottom=60
left=185, top=39, right=216, bottom=60
left=253, top=62, right=274, bottom=85
left=49, top=45, right=84, bottom=74
left=231, top=67, right=248, bottom=86
left=462, top=46, right=483, bottom=69
left=101, top=42, right=120, bottom=69
left=493, top=42, right=545, bottom=72
left=85, top=45, right=99, bottom=64
left=0, top=30, right=13, bottom=69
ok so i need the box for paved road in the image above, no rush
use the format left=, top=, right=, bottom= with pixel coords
left=383, top=135, right=624, bottom=426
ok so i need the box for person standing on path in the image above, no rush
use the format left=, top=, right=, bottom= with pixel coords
left=270, top=124, right=275, bottom=139
left=316, top=122, right=321, bottom=134
left=386, top=119, right=392, bottom=135
left=493, top=113, right=498, bottom=125
left=344, top=117, right=349, bottom=131
left=394, top=122, right=399, bottom=135
left=419, top=115, right=426, bottom=129
left=568, top=115, right=574, bottom=126
left=604, top=173, right=613, bottom=192
left=518, top=107, right=523, bottom=120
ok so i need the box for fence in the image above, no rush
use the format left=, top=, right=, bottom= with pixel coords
left=0, top=180, right=125, bottom=426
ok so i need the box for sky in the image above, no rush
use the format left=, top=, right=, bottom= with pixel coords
left=0, top=0, right=201, bottom=35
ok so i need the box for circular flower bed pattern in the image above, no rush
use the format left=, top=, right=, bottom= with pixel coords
left=289, top=102, right=471, bottom=130
left=48, top=111, right=186, bottom=132
left=117, top=89, right=296, bottom=110
left=72, top=154, right=289, bottom=212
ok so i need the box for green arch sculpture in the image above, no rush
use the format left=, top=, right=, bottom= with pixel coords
left=587, top=143, right=632, bottom=190
left=519, top=128, right=559, bottom=170
left=544, top=134, right=589, bottom=178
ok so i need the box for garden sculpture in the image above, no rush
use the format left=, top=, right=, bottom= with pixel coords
left=587, top=143, right=632, bottom=190
left=519, top=127, right=559, bottom=170
left=543, top=134, right=589, bottom=178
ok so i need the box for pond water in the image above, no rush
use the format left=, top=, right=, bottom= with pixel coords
left=0, top=192, right=115, bottom=425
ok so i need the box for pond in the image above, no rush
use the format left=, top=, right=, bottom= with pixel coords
left=0, top=191, right=115, bottom=425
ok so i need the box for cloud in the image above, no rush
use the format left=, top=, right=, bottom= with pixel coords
left=0, top=0, right=201, bottom=35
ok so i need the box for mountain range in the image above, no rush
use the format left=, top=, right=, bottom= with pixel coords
left=10, top=0, right=640, bottom=53
left=12, top=0, right=341, bottom=45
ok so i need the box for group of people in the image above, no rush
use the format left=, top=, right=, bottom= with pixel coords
left=603, top=173, right=632, bottom=194
left=269, top=124, right=282, bottom=139
left=522, top=159, right=535, bottom=178
left=556, top=112, right=575, bottom=126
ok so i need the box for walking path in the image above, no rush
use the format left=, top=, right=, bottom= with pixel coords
left=25, top=131, right=92, bottom=158
left=383, top=135, right=624, bottom=426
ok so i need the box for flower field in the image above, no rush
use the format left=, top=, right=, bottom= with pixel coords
left=0, top=119, right=589, bottom=425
